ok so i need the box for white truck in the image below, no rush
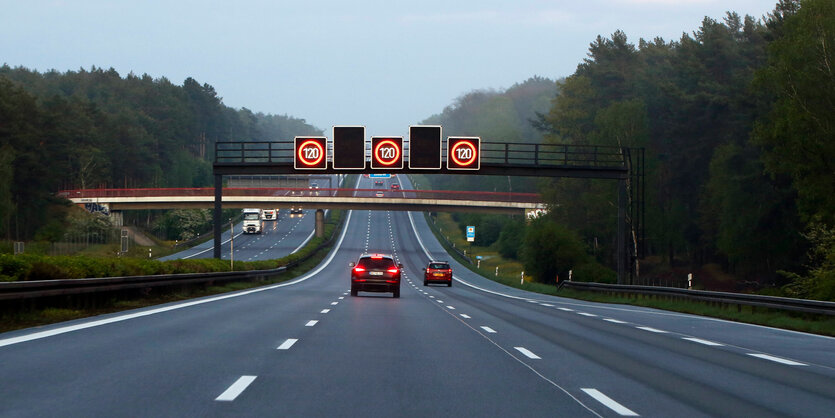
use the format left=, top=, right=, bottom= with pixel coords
left=242, top=208, right=263, bottom=234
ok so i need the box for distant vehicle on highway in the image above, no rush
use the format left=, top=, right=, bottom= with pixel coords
left=375, top=191, right=385, bottom=197
left=289, top=206, right=303, bottom=216
left=262, top=209, right=277, bottom=220
left=374, top=180, right=384, bottom=187
left=242, top=208, right=263, bottom=234
left=350, top=253, right=402, bottom=297
left=390, top=183, right=400, bottom=190
left=424, top=261, right=452, bottom=286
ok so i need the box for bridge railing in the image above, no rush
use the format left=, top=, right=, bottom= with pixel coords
left=59, top=187, right=544, bottom=204
left=479, top=142, right=625, bottom=167
left=214, top=141, right=627, bottom=168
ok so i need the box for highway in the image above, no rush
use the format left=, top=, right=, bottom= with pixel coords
left=158, top=211, right=315, bottom=262
left=1, top=175, right=834, bottom=416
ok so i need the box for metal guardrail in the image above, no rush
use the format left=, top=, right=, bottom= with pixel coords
left=562, top=281, right=835, bottom=316
left=0, top=211, right=345, bottom=303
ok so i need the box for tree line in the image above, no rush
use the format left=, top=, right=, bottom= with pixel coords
left=0, top=65, right=321, bottom=240
left=424, top=0, right=834, bottom=300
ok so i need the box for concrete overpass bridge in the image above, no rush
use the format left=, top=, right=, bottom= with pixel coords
left=60, top=186, right=547, bottom=219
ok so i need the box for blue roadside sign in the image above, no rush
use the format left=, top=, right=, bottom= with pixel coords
left=369, top=174, right=391, bottom=178
left=466, top=226, right=475, bottom=242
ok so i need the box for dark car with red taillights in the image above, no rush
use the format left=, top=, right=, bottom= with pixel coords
left=424, top=261, right=452, bottom=287
left=350, top=253, right=402, bottom=297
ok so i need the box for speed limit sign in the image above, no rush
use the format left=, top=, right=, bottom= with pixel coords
left=371, top=137, right=403, bottom=169
left=447, top=137, right=480, bottom=170
left=294, top=137, right=327, bottom=169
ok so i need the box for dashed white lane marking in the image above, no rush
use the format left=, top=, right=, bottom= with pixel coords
left=215, top=376, right=257, bottom=402
left=331, top=302, right=338, bottom=305
left=747, top=353, right=807, bottom=366
left=460, top=314, right=471, bottom=319
left=321, top=309, right=331, bottom=314
left=436, top=300, right=444, bottom=303
left=636, top=326, right=667, bottom=334
left=0, top=210, right=358, bottom=349
left=446, top=306, right=455, bottom=310
left=429, top=295, right=435, bottom=298
left=305, top=320, right=318, bottom=327
left=277, top=339, right=298, bottom=350
left=338, top=296, right=344, bottom=300
left=558, top=307, right=574, bottom=312
left=514, top=347, right=541, bottom=360
left=603, top=318, right=627, bottom=324
left=540, top=303, right=555, bottom=307
left=581, top=388, right=639, bottom=416
left=578, top=312, right=597, bottom=317
left=682, top=337, right=723, bottom=346
left=480, top=326, right=497, bottom=334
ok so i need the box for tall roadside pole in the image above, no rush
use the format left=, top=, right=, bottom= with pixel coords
left=214, top=174, right=223, bottom=259
left=617, top=178, right=627, bottom=284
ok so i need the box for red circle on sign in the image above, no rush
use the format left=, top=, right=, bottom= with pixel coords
left=373, top=139, right=400, bottom=166
left=297, top=140, right=325, bottom=166
left=450, top=140, right=477, bottom=166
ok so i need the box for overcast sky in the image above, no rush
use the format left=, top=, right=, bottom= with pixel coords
left=1, top=0, right=777, bottom=137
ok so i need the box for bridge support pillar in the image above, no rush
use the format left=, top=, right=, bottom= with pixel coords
left=315, top=209, right=325, bottom=238
left=109, top=210, right=123, bottom=227
left=213, top=174, right=222, bottom=259
left=617, top=179, right=627, bottom=284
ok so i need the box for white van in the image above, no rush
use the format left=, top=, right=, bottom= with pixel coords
left=242, top=208, right=263, bottom=234
left=262, top=209, right=277, bottom=220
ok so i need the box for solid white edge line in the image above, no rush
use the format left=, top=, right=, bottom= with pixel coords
left=514, top=346, right=541, bottom=360
left=581, top=388, right=639, bottom=416
left=215, top=375, right=257, bottom=402
left=404, top=210, right=835, bottom=343
left=277, top=338, right=298, bottom=350
left=682, top=337, right=723, bottom=346
left=182, top=231, right=244, bottom=259
left=0, top=209, right=356, bottom=349
left=291, top=229, right=316, bottom=255
left=747, top=353, right=807, bottom=366
left=480, top=326, right=497, bottom=333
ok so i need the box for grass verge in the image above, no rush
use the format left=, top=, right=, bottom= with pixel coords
left=0, top=209, right=345, bottom=334
left=421, top=211, right=835, bottom=336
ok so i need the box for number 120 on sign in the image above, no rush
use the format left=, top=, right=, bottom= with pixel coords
left=294, top=137, right=327, bottom=169
left=447, top=137, right=480, bottom=170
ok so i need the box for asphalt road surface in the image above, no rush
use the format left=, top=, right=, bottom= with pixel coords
left=1, top=174, right=834, bottom=416
left=158, top=211, right=315, bottom=262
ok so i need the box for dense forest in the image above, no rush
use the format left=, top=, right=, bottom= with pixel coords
left=0, top=66, right=321, bottom=240
left=425, top=0, right=835, bottom=300
left=422, top=76, right=557, bottom=193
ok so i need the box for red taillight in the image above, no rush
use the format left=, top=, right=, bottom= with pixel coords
left=426, top=268, right=431, bottom=273
left=387, top=267, right=399, bottom=274
left=354, top=266, right=366, bottom=273
left=446, top=269, right=452, bottom=273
